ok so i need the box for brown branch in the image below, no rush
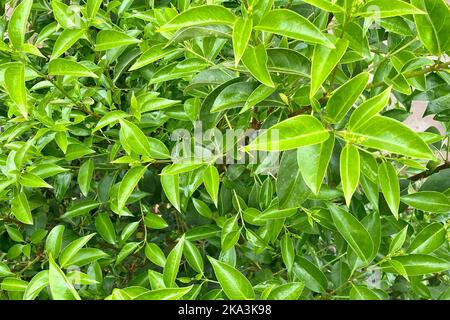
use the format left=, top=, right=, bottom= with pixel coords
left=408, top=162, right=450, bottom=181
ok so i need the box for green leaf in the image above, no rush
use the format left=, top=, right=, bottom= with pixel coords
left=51, top=29, right=85, bottom=59
left=77, top=159, right=94, bottom=197
left=160, top=171, right=181, bottom=212
left=144, top=214, right=168, bottom=229
left=208, top=256, right=255, bottom=300
left=119, top=119, right=152, bottom=157
left=4, top=63, right=28, bottom=119
left=349, top=285, right=381, bottom=300
left=184, top=240, right=204, bottom=274
left=245, top=115, right=329, bottom=151
left=401, top=191, right=450, bottom=213
left=357, top=0, right=425, bottom=18
left=20, top=172, right=52, bottom=188
left=407, top=223, right=446, bottom=254
left=389, top=226, right=408, bottom=254
left=86, top=0, right=102, bottom=19
left=23, top=270, right=49, bottom=300
left=48, top=255, right=81, bottom=300
left=241, top=84, right=277, bottom=114
left=117, top=166, right=146, bottom=210
left=347, top=116, right=436, bottom=160
left=59, top=233, right=96, bottom=268
left=310, top=38, right=349, bottom=97
left=129, top=44, right=181, bottom=71
left=48, top=59, right=98, bottom=78
left=266, top=282, right=304, bottom=300
left=232, top=17, right=252, bottom=66
left=94, top=30, right=141, bottom=51
left=221, top=215, right=240, bottom=251
left=254, top=9, right=333, bottom=47
left=62, top=200, right=100, bottom=219
left=8, top=0, right=33, bottom=49
left=242, top=44, right=274, bottom=87
left=281, top=234, right=295, bottom=273
left=412, top=0, right=450, bottom=55
left=203, top=165, right=219, bottom=207
left=329, top=204, right=374, bottom=263
left=45, top=225, right=65, bottom=258
left=378, top=161, right=400, bottom=219
left=340, top=144, right=360, bottom=206
left=297, top=133, right=335, bottom=195
left=382, top=254, right=450, bottom=276
left=163, top=234, right=185, bottom=287
left=136, top=286, right=193, bottom=300
left=347, top=86, right=392, bottom=130
left=145, top=243, right=166, bottom=267
left=325, top=72, right=369, bottom=123
left=293, top=257, right=328, bottom=293
left=95, top=212, right=116, bottom=245
left=115, top=242, right=140, bottom=266
left=301, top=0, right=345, bottom=13
left=158, top=5, right=236, bottom=32
left=12, top=191, right=33, bottom=225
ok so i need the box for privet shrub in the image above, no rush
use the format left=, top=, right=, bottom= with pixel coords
left=0, top=0, right=449, bottom=301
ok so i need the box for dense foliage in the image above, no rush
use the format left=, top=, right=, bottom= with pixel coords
left=0, top=0, right=450, bottom=300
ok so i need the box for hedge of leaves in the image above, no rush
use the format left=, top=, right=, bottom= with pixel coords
left=0, top=0, right=450, bottom=300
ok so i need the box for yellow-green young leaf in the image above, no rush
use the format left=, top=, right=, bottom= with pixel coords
left=412, top=0, right=450, bottom=55
left=329, top=204, right=374, bottom=263
left=1, top=278, right=28, bottom=291
left=45, top=225, right=65, bottom=258
left=59, top=233, right=96, bottom=268
left=310, top=38, right=349, bottom=97
left=12, top=191, right=33, bottom=225
left=245, top=115, right=329, bottom=151
left=118, top=166, right=146, bottom=209
left=48, top=59, right=98, bottom=78
left=301, top=0, right=345, bottom=13
left=158, top=5, right=236, bottom=32
left=129, top=44, right=181, bottom=71
left=183, top=240, right=204, bottom=274
left=325, top=72, right=369, bottom=123
left=51, top=0, right=80, bottom=29
left=94, top=30, right=141, bottom=51
left=254, top=9, right=333, bottom=47
left=349, top=285, right=380, bottom=300
left=297, top=133, right=335, bottom=195
left=347, top=86, right=392, bottom=130
left=407, top=223, right=446, bottom=254
left=381, top=254, right=450, bottom=276
left=161, top=162, right=204, bottom=175
left=95, top=212, right=116, bottom=245
left=48, top=255, right=81, bottom=300
left=280, top=234, right=295, bottom=273
left=160, top=171, right=181, bottom=212
left=293, top=257, right=328, bottom=293
left=208, top=256, right=255, bottom=300
left=8, top=0, right=33, bottom=49
left=77, top=159, right=94, bottom=197
left=203, top=165, right=219, bottom=207
left=149, top=58, right=209, bottom=84
left=401, top=191, right=450, bottom=213
left=340, top=144, right=360, bottom=207
left=51, top=29, right=85, bottom=59
left=93, top=110, right=130, bottom=132
left=357, top=0, right=425, bottom=18
left=145, top=243, right=166, bottom=267
left=241, top=44, right=274, bottom=87
left=378, top=161, right=400, bottom=219
left=163, top=234, right=185, bottom=287
left=20, top=172, right=52, bottom=188
left=348, top=116, right=436, bottom=160
left=119, top=119, right=151, bottom=157
left=23, top=270, right=49, bottom=300
left=86, top=0, right=102, bottom=19
left=4, top=63, right=28, bottom=119
left=266, top=282, right=305, bottom=300
left=232, top=17, right=252, bottom=66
